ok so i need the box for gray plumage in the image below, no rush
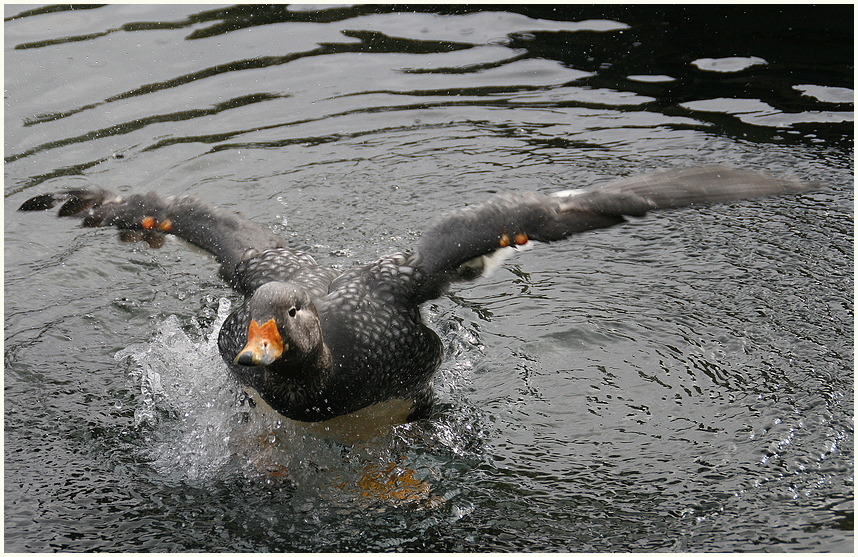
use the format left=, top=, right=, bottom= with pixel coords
left=18, top=165, right=812, bottom=423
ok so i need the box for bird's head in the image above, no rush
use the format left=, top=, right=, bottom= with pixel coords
left=234, top=282, right=324, bottom=367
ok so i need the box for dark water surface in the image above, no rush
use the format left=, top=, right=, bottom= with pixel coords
left=4, top=5, right=853, bottom=552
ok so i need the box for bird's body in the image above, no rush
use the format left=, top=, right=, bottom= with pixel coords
left=18, top=166, right=812, bottom=432
left=218, top=252, right=442, bottom=422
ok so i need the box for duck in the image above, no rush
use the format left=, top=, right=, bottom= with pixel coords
left=19, top=166, right=811, bottom=434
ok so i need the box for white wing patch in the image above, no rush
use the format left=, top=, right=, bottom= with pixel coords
left=550, top=189, right=586, bottom=198
left=458, top=241, right=534, bottom=279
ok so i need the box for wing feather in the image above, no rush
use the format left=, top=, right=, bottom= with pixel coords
left=410, top=166, right=812, bottom=302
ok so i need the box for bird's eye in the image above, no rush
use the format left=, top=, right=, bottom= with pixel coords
left=288, top=307, right=297, bottom=317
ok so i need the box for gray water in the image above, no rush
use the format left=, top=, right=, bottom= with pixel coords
left=4, top=5, right=853, bottom=552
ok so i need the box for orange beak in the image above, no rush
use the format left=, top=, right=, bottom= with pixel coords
left=234, top=318, right=284, bottom=366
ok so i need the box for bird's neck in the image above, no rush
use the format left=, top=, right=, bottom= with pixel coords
left=257, top=344, right=336, bottom=420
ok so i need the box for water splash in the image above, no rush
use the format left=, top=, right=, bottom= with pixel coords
left=115, top=298, right=247, bottom=481
left=114, top=298, right=340, bottom=485
left=111, top=296, right=489, bottom=513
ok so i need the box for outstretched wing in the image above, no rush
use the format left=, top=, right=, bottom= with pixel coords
left=17, top=189, right=329, bottom=295
left=410, top=166, right=813, bottom=302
